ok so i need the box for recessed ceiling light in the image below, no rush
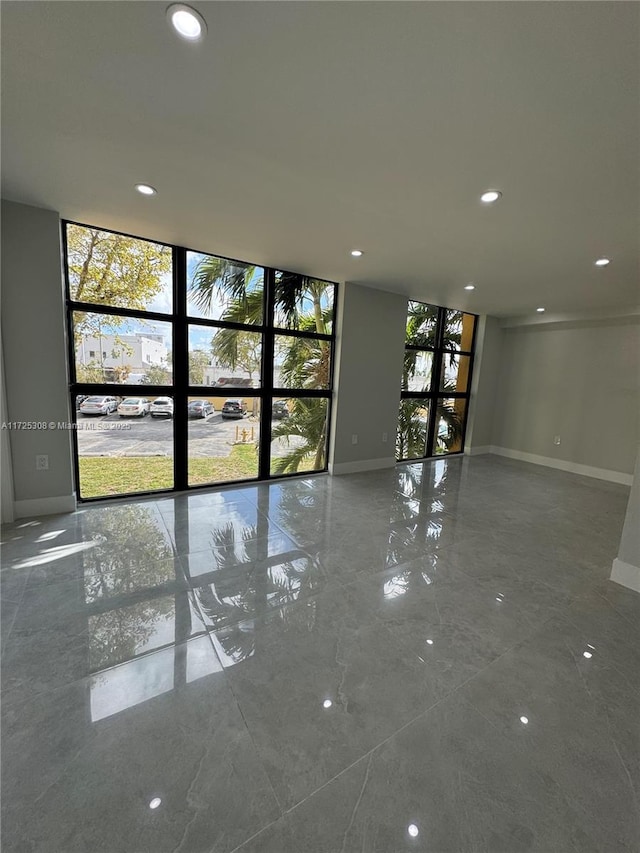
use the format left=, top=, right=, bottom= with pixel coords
left=464, top=284, right=475, bottom=291
left=536, top=307, right=545, bottom=313
left=480, top=190, right=502, bottom=204
left=594, top=257, right=611, bottom=267
left=408, top=824, right=420, bottom=838
left=135, top=184, right=157, bottom=196
left=323, top=699, right=333, bottom=709
left=167, top=4, right=206, bottom=41
left=520, top=716, right=529, bottom=725
left=350, top=249, right=363, bottom=257
left=149, top=798, right=162, bottom=809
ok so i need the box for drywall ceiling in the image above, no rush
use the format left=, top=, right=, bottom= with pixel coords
left=2, top=1, right=638, bottom=317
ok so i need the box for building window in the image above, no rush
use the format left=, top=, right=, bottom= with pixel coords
left=397, top=302, right=476, bottom=461
left=64, top=222, right=336, bottom=499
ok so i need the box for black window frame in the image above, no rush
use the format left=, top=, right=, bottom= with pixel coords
left=397, top=302, right=477, bottom=463
left=63, top=221, right=337, bottom=502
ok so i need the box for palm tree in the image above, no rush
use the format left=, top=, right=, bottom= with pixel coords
left=189, top=257, right=331, bottom=335
left=399, top=303, right=466, bottom=459
left=189, top=256, right=332, bottom=472
left=271, top=398, right=329, bottom=474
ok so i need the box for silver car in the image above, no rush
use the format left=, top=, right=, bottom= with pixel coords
left=79, top=395, right=118, bottom=416
left=150, top=397, right=174, bottom=418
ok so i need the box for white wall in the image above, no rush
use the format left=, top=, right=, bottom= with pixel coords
left=491, top=317, right=640, bottom=480
left=464, top=315, right=503, bottom=453
left=330, top=282, right=407, bottom=474
left=611, top=447, right=640, bottom=592
left=1, top=328, right=16, bottom=522
left=1, top=200, right=75, bottom=517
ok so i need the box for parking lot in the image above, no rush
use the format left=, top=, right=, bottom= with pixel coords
left=76, top=411, right=295, bottom=458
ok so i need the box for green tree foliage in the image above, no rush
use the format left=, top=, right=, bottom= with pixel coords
left=189, top=349, right=210, bottom=385
left=189, top=258, right=333, bottom=473
left=271, top=398, right=328, bottom=473
left=67, top=224, right=171, bottom=342
left=144, top=363, right=172, bottom=385
left=76, top=361, right=105, bottom=383
left=398, top=302, right=465, bottom=459
left=211, top=330, right=261, bottom=382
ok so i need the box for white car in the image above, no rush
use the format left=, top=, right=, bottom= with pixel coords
left=150, top=397, right=173, bottom=418
left=79, top=395, right=118, bottom=416
left=117, top=397, right=150, bottom=417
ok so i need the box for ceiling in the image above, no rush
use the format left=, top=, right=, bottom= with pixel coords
left=2, top=1, right=638, bottom=317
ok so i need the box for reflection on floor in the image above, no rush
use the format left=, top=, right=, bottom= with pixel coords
left=2, top=456, right=639, bottom=852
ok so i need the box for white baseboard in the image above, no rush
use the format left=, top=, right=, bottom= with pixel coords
left=13, top=493, right=77, bottom=519
left=330, top=456, right=396, bottom=476
left=465, top=445, right=492, bottom=456
left=488, top=446, right=633, bottom=486
left=610, top=558, right=640, bottom=594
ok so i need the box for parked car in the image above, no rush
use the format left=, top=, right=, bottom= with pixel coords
left=75, top=394, right=89, bottom=409
left=221, top=398, right=247, bottom=419
left=188, top=400, right=214, bottom=419
left=272, top=400, right=290, bottom=420
left=79, top=395, right=118, bottom=416
left=150, top=397, right=174, bottom=418
left=118, top=397, right=150, bottom=417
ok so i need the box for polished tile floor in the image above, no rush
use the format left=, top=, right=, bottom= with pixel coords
left=2, top=456, right=639, bottom=852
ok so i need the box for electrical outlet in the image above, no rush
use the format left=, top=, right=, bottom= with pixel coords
left=553, top=435, right=561, bottom=446
left=382, top=432, right=388, bottom=443
left=351, top=434, right=358, bottom=445
left=36, top=454, right=49, bottom=470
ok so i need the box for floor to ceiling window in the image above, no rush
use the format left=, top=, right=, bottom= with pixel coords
left=396, top=301, right=476, bottom=462
left=64, top=222, right=336, bottom=500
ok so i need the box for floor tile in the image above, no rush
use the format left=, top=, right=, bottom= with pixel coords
left=236, top=694, right=606, bottom=853
left=2, top=637, right=279, bottom=853
left=215, top=585, right=441, bottom=809
left=1, top=456, right=635, bottom=852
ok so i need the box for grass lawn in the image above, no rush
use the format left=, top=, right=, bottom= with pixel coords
left=79, top=444, right=259, bottom=498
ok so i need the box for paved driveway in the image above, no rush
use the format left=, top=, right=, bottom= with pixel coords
left=76, top=412, right=296, bottom=458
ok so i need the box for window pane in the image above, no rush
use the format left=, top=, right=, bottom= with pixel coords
left=188, top=396, right=260, bottom=485
left=274, top=272, right=335, bottom=334
left=67, top=224, right=172, bottom=313
left=270, top=397, right=329, bottom=475
left=440, top=352, right=472, bottom=393
left=187, top=252, right=264, bottom=325
left=443, top=310, right=476, bottom=351
left=406, top=302, right=438, bottom=347
left=77, top=395, right=174, bottom=497
left=73, top=313, right=172, bottom=385
left=273, top=335, right=331, bottom=390
left=188, top=325, right=262, bottom=389
left=403, top=350, right=433, bottom=392
left=396, top=399, right=429, bottom=461
left=435, top=398, right=467, bottom=455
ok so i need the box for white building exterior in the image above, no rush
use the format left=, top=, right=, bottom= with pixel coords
left=76, top=333, right=168, bottom=373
